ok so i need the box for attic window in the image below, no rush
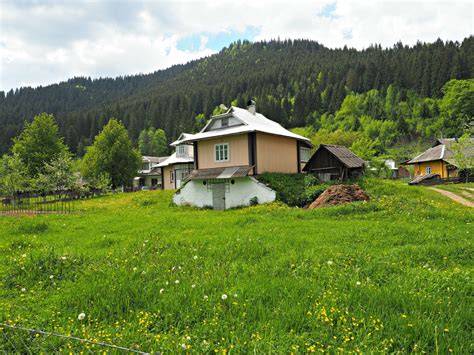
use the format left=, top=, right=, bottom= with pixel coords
left=177, top=144, right=187, bottom=157
left=221, top=117, right=229, bottom=127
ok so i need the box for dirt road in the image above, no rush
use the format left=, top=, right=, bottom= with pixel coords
left=429, top=188, right=474, bottom=208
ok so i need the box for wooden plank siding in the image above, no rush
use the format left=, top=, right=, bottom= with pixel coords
left=197, top=134, right=250, bottom=169
left=162, top=165, right=174, bottom=190
left=256, top=133, right=299, bottom=174
left=413, top=160, right=449, bottom=178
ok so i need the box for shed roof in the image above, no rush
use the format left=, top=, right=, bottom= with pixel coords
left=304, top=144, right=365, bottom=170
left=174, top=106, right=311, bottom=146
left=186, top=166, right=253, bottom=180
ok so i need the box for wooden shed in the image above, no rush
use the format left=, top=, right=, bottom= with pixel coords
left=303, top=144, right=365, bottom=181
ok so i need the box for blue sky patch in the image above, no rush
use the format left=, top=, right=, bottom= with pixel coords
left=320, top=2, right=336, bottom=18
left=177, top=27, right=260, bottom=52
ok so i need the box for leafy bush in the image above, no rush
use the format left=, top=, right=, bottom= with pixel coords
left=257, top=173, right=332, bottom=207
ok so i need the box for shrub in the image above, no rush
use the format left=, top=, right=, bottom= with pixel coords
left=257, top=173, right=332, bottom=207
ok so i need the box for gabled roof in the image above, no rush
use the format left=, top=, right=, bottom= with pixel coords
left=156, top=152, right=194, bottom=167
left=142, top=156, right=168, bottom=164
left=170, top=133, right=196, bottom=146
left=407, top=137, right=474, bottom=165
left=175, top=106, right=311, bottom=145
left=304, top=144, right=365, bottom=170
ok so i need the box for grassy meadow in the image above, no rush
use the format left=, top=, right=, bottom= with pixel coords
left=0, top=179, right=472, bottom=353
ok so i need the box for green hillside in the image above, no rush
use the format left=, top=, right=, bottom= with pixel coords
left=1, top=37, right=473, bottom=155
left=1, top=179, right=472, bottom=353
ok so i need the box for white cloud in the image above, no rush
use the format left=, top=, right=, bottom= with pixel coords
left=0, top=0, right=472, bottom=91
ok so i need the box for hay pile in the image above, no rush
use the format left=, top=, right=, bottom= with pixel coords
left=308, top=184, right=369, bottom=209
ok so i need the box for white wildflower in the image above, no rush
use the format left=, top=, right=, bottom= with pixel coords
left=327, top=260, right=333, bottom=265
left=141, top=271, right=146, bottom=275
left=61, top=256, right=67, bottom=260
left=78, top=313, right=86, bottom=321
left=49, top=275, right=54, bottom=279
left=21, top=254, right=26, bottom=258
left=175, top=280, right=180, bottom=284
left=356, top=281, right=361, bottom=286
left=191, top=284, right=196, bottom=288
left=221, top=294, right=228, bottom=300
left=193, top=255, right=198, bottom=260
left=204, top=295, right=208, bottom=300
left=159, top=288, right=164, bottom=294
left=21, top=288, right=26, bottom=292
left=181, top=344, right=186, bottom=349
left=133, top=267, right=137, bottom=272
left=233, top=293, right=238, bottom=298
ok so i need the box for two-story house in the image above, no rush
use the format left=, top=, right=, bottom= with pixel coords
left=172, top=101, right=312, bottom=209
left=156, top=133, right=195, bottom=190
left=133, top=155, right=169, bottom=190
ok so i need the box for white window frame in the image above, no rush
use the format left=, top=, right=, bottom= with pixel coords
left=221, top=117, right=229, bottom=127
left=425, top=166, right=432, bottom=174
left=214, top=143, right=230, bottom=162
left=300, top=147, right=311, bottom=163
left=176, top=145, right=187, bottom=158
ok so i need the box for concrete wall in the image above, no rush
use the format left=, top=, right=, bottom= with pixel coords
left=173, top=177, right=276, bottom=209
left=256, top=133, right=298, bottom=173
left=197, top=134, right=249, bottom=169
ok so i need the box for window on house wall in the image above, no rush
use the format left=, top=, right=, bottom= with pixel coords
left=426, top=166, right=432, bottom=174
left=170, top=170, right=174, bottom=183
left=221, top=117, right=229, bottom=127
left=177, top=145, right=187, bottom=157
left=300, top=147, right=311, bottom=162
left=215, top=143, right=229, bottom=162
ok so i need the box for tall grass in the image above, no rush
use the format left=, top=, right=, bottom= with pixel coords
left=0, top=180, right=472, bottom=353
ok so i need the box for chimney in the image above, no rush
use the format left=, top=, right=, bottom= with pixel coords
left=247, top=99, right=256, bottom=115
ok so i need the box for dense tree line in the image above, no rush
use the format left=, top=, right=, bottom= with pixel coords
left=1, top=37, right=473, bottom=155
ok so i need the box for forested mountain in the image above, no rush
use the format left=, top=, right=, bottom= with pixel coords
left=1, top=37, right=473, bottom=155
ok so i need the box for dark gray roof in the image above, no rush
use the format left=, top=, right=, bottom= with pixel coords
left=320, top=144, right=366, bottom=168
left=408, top=173, right=440, bottom=185
left=187, top=166, right=253, bottom=180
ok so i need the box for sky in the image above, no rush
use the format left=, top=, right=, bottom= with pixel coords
left=0, top=0, right=472, bottom=92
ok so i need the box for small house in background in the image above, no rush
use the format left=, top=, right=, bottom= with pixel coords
left=406, top=138, right=474, bottom=179
left=172, top=101, right=312, bottom=210
left=133, top=156, right=169, bottom=190
left=303, top=144, right=365, bottom=181
left=384, top=159, right=411, bottom=179
left=156, top=134, right=195, bottom=190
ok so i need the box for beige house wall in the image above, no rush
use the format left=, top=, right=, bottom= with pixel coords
left=197, top=134, right=249, bottom=169
left=256, top=133, right=298, bottom=174
left=162, top=165, right=175, bottom=190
